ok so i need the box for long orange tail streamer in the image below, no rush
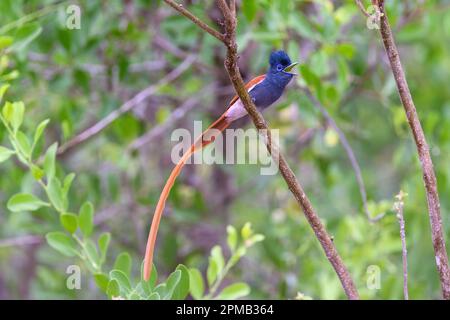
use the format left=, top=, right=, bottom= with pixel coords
left=143, top=113, right=231, bottom=280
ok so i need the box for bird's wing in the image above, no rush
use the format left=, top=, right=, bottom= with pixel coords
left=224, top=75, right=266, bottom=122
left=227, top=75, right=266, bottom=107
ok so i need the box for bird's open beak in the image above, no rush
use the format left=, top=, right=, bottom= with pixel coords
left=283, top=62, right=299, bottom=74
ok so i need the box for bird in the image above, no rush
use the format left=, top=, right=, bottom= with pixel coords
left=143, top=50, right=298, bottom=280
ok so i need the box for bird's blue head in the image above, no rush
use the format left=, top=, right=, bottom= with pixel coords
left=267, top=50, right=298, bottom=88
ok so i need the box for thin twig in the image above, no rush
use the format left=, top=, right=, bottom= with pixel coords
left=355, top=0, right=370, bottom=17
left=163, top=0, right=225, bottom=42
left=302, top=87, right=383, bottom=222
left=394, top=190, right=409, bottom=300
left=57, top=56, right=195, bottom=155
left=358, top=0, right=450, bottom=299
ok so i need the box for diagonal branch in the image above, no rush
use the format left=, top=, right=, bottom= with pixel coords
left=358, top=0, right=450, bottom=299
left=302, top=87, right=383, bottom=222
left=355, top=0, right=370, bottom=17
left=163, top=0, right=225, bottom=42
left=57, top=55, right=195, bottom=155
left=164, top=1, right=359, bottom=299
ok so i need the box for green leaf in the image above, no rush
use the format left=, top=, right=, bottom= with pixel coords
left=7, top=193, right=49, bottom=212
left=33, top=119, right=50, bottom=146
left=210, top=245, right=224, bottom=276
left=188, top=268, right=204, bottom=300
left=78, top=201, right=94, bottom=237
left=43, top=143, right=57, bottom=180
left=98, top=232, right=111, bottom=263
left=110, top=270, right=131, bottom=295
left=154, top=283, right=167, bottom=297
left=2, top=101, right=13, bottom=123
left=128, top=292, right=141, bottom=300
left=16, top=131, right=31, bottom=158
left=246, top=234, right=265, bottom=247
left=226, top=225, right=238, bottom=252
left=113, top=252, right=132, bottom=276
left=62, top=173, right=75, bottom=196
left=300, top=65, right=321, bottom=91
left=46, top=177, right=65, bottom=212
left=149, top=265, right=158, bottom=288
left=9, top=23, right=42, bottom=53
left=106, top=279, right=120, bottom=298
left=141, top=262, right=158, bottom=294
left=289, top=12, right=318, bottom=40
left=251, top=31, right=285, bottom=42
left=229, top=246, right=247, bottom=267
left=0, top=36, right=13, bottom=50
left=60, top=212, right=78, bottom=233
left=0, top=146, right=14, bottom=163
left=45, top=232, right=78, bottom=257
left=94, top=273, right=109, bottom=293
left=31, top=165, right=44, bottom=180
left=242, top=0, right=257, bottom=22
left=241, top=222, right=253, bottom=240
left=85, top=239, right=100, bottom=270
left=10, top=101, right=25, bottom=133
left=0, top=84, right=10, bottom=103
left=172, top=265, right=190, bottom=300
left=216, top=282, right=250, bottom=300
left=133, top=283, right=146, bottom=297
left=163, top=270, right=181, bottom=300
left=0, top=53, right=7, bottom=69
left=1, top=70, right=19, bottom=81
left=336, top=43, right=355, bottom=60
left=207, top=256, right=218, bottom=287
left=147, top=292, right=160, bottom=300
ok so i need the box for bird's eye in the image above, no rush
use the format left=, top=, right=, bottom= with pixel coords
left=277, top=64, right=283, bottom=71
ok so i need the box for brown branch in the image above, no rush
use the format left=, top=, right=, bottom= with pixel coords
left=163, top=0, right=225, bottom=42
left=164, top=0, right=360, bottom=300
left=394, top=190, right=409, bottom=300
left=359, top=0, right=450, bottom=299
left=215, top=3, right=359, bottom=300
left=229, top=0, right=236, bottom=17
left=57, top=55, right=195, bottom=155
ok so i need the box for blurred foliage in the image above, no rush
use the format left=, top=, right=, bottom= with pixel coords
left=1, top=0, right=450, bottom=299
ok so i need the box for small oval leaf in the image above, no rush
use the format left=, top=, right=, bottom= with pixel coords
left=78, top=201, right=94, bottom=237
left=216, top=282, right=250, bottom=300
left=45, top=231, right=78, bottom=257
left=7, top=193, right=49, bottom=212
left=60, top=212, right=78, bottom=234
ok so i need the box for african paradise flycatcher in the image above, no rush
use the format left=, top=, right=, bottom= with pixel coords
left=143, top=50, right=298, bottom=280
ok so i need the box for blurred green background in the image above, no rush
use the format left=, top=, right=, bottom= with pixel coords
left=1, top=0, right=450, bottom=299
